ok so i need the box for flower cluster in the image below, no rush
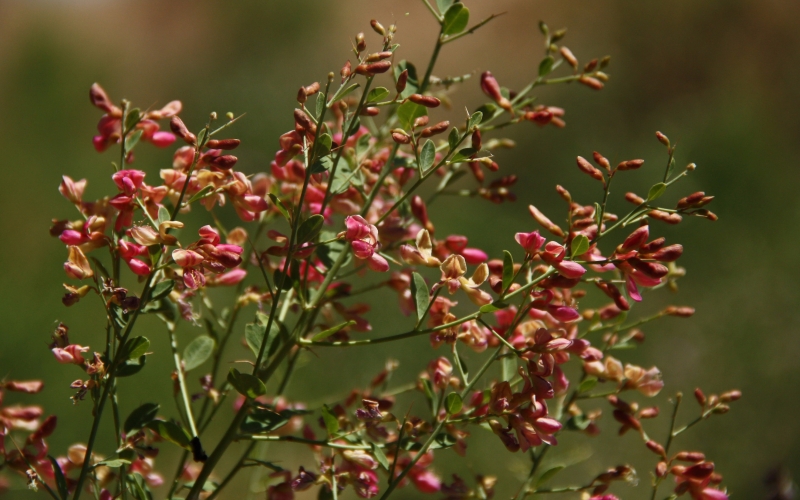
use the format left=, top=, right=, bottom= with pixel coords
left=2, top=3, right=741, bottom=500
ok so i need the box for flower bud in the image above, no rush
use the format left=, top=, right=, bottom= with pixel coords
left=356, top=61, right=391, bottom=75
left=592, top=151, right=610, bottom=171
left=205, top=139, right=240, bottom=150
left=665, top=306, right=695, bottom=317
left=529, top=204, right=565, bottom=237
left=656, top=131, right=670, bottom=147
left=341, top=60, right=352, bottom=81
left=211, top=155, right=238, bottom=170
left=297, top=86, right=308, bottom=104
left=674, top=451, right=706, bottom=463
left=625, top=192, right=645, bottom=205
left=646, top=440, right=666, bottom=458
left=648, top=210, right=682, bottom=224
left=555, top=185, right=571, bottom=203
left=170, top=116, right=196, bottom=145
left=559, top=47, right=578, bottom=68
left=408, top=94, right=440, bottom=108
left=370, top=19, right=386, bottom=35
left=578, top=76, right=604, bottom=90
left=651, top=244, right=683, bottom=262
left=391, top=130, right=410, bottom=144
left=355, top=32, right=366, bottom=53
left=420, top=120, right=450, bottom=138
left=617, top=159, right=644, bottom=171
left=414, top=115, right=429, bottom=128
left=365, top=51, right=393, bottom=62
left=656, top=461, right=668, bottom=478
left=396, top=69, right=408, bottom=93
left=360, top=106, right=380, bottom=116
left=577, top=156, right=605, bottom=182
left=719, top=390, right=741, bottom=402
left=584, top=58, right=598, bottom=72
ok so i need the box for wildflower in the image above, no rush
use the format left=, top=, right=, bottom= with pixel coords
left=341, top=216, right=389, bottom=272
left=433, top=255, right=492, bottom=306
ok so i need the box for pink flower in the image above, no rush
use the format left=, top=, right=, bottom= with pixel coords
left=112, top=169, right=146, bottom=196
left=515, top=230, right=546, bottom=255
left=52, top=344, right=89, bottom=365
left=540, top=241, right=586, bottom=279
left=341, top=216, right=389, bottom=272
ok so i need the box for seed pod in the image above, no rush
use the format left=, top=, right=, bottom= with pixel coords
left=408, top=94, right=441, bottom=108
left=370, top=19, right=386, bottom=36
left=297, top=86, right=308, bottom=104
left=650, top=244, right=683, bottom=262
left=592, top=151, right=610, bottom=171
left=420, top=120, right=450, bottom=138
left=360, top=106, right=380, bottom=116
left=356, top=61, right=392, bottom=75
left=396, top=69, right=408, bottom=93
left=355, top=32, right=366, bottom=53
left=560, top=47, right=578, bottom=68
left=628, top=258, right=669, bottom=279
left=576, top=156, right=605, bottom=182
left=617, top=159, right=644, bottom=171
left=205, top=139, right=240, bottom=150
left=366, top=51, right=393, bottom=62
left=413, top=115, right=429, bottom=128
left=293, top=109, right=313, bottom=132
left=677, top=191, right=705, bottom=209
left=578, top=76, right=604, bottom=90
left=169, top=116, right=196, bottom=145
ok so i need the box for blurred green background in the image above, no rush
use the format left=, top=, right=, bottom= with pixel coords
left=1, top=0, right=798, bottom=498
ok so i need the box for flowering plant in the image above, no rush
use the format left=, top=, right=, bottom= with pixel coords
left=2, top=2, right=740, bottom=499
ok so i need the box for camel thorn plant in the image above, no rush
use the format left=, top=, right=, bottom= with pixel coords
left=0, top=2, right=738, bottom=500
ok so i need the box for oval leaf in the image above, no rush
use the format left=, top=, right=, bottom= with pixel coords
left=124, top=336, right=150, bottom=360
left=227, top=368, right=266, bottom=399
left=397, top=101, right=427, bottom=131
left=147, top=420, right=191, bottom=450
left=321, top=405, right=340, bottom=436
left=183, top=335, right=215, bottom=372
left=124, top=403, right=160, bottom=433
left=502, top=250, right=515, bottom=292
left=48, top=456, right=68, bottom=500
left=420, top=139, right=436, bottom=172
left=647, top=182, right=667, bottom=201
left=312, top=320, right=357, bottom=342
left=367, top=87, right=390, bottom=103
left=445, top=393, right=463, bottom=414
left=571, top=234, right=590, bottom=258
left=297, top=214, right=324, bottom=244
left=410, top=272, right=430, bottom=323
left=443, top=3, right=470, bottom=35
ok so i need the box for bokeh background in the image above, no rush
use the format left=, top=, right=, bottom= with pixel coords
left=1, top=0, right=798, bottom=498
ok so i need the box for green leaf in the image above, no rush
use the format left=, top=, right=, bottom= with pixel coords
left=116, top=355, right=146, bottom=377
left=268, top=194, right=291, bottom=222
left=449, top=147, right=477, bottom=164
left=447, top=127, right=460, bottom=151
left=316, top=133, right=333, bottom=157
left=321, top=405, right=340, bottom=436
left=146, top=420, right=192, bottom=450
left=467, top=111, right=483, bottom=130
left=431, top=433, right=457, bottom=449
left=502, top=250, right=514, bottom=292
left=367, top=87, right=390, bottom=103
left=315, top=91, right=326, bottom=119
left=393, top=60, right=419, bottom=98
left=419, top=140, right=436, bottom=172
left=331, top=82, right=360, bottom=103
left=227, top=368, right=266, bottom=399
left=410, top=272, right=430, bottom=323
left=371, top=443, right=390, bottom=470
left=647, top=182, right=667, bottom=201
left=246, top=315, right=284, bottom=358
left=536, top=465, right=566, bottom=487
left=566, top=413, right=591, bottom=431
left=297, top=214, right=324, bottom=244
left=124, top=403, right=160, bottom=433
left=317, top=239, right=351, bottom=269
left=157, top=205, right=171, bottom=226
left=48, top=456, right=68, bottom=500
left=124, top=108, right=141, bottom=131
left=311, top=320, right=356, bottom=341
left=578, top=376, right=598, bottom=393
left=196, top=128, right=208, bottom=147
left=445, top=393, right=463, bottom=414
left=356, top=133, right=372, bottom=157
left=571, top=234, right=590, bottom=258
left=183, top=335, right=215, bottom=372
left=436, top=0, right=454, bottom=15
left=421, top=378, right=438, bottom=416
left=151, top=280, right=175, bottom=301
left=538, top=56, right=555, bottom=77
left=442, top=3, right=470, bottom=35
left=502, top=355, right=516, bottom=382
left=397, top=101, right=427, bottom=131
left=125, top=129, right=143, bottom=151
left=479, top=302, right=504, bottom=313
left=94, top=458, right=131, bottom=468
left=309, top=156, right=333, bottom=175
left=241, top=408, right=293, bottom=434
left=124, top=336, right=150, bottom=360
